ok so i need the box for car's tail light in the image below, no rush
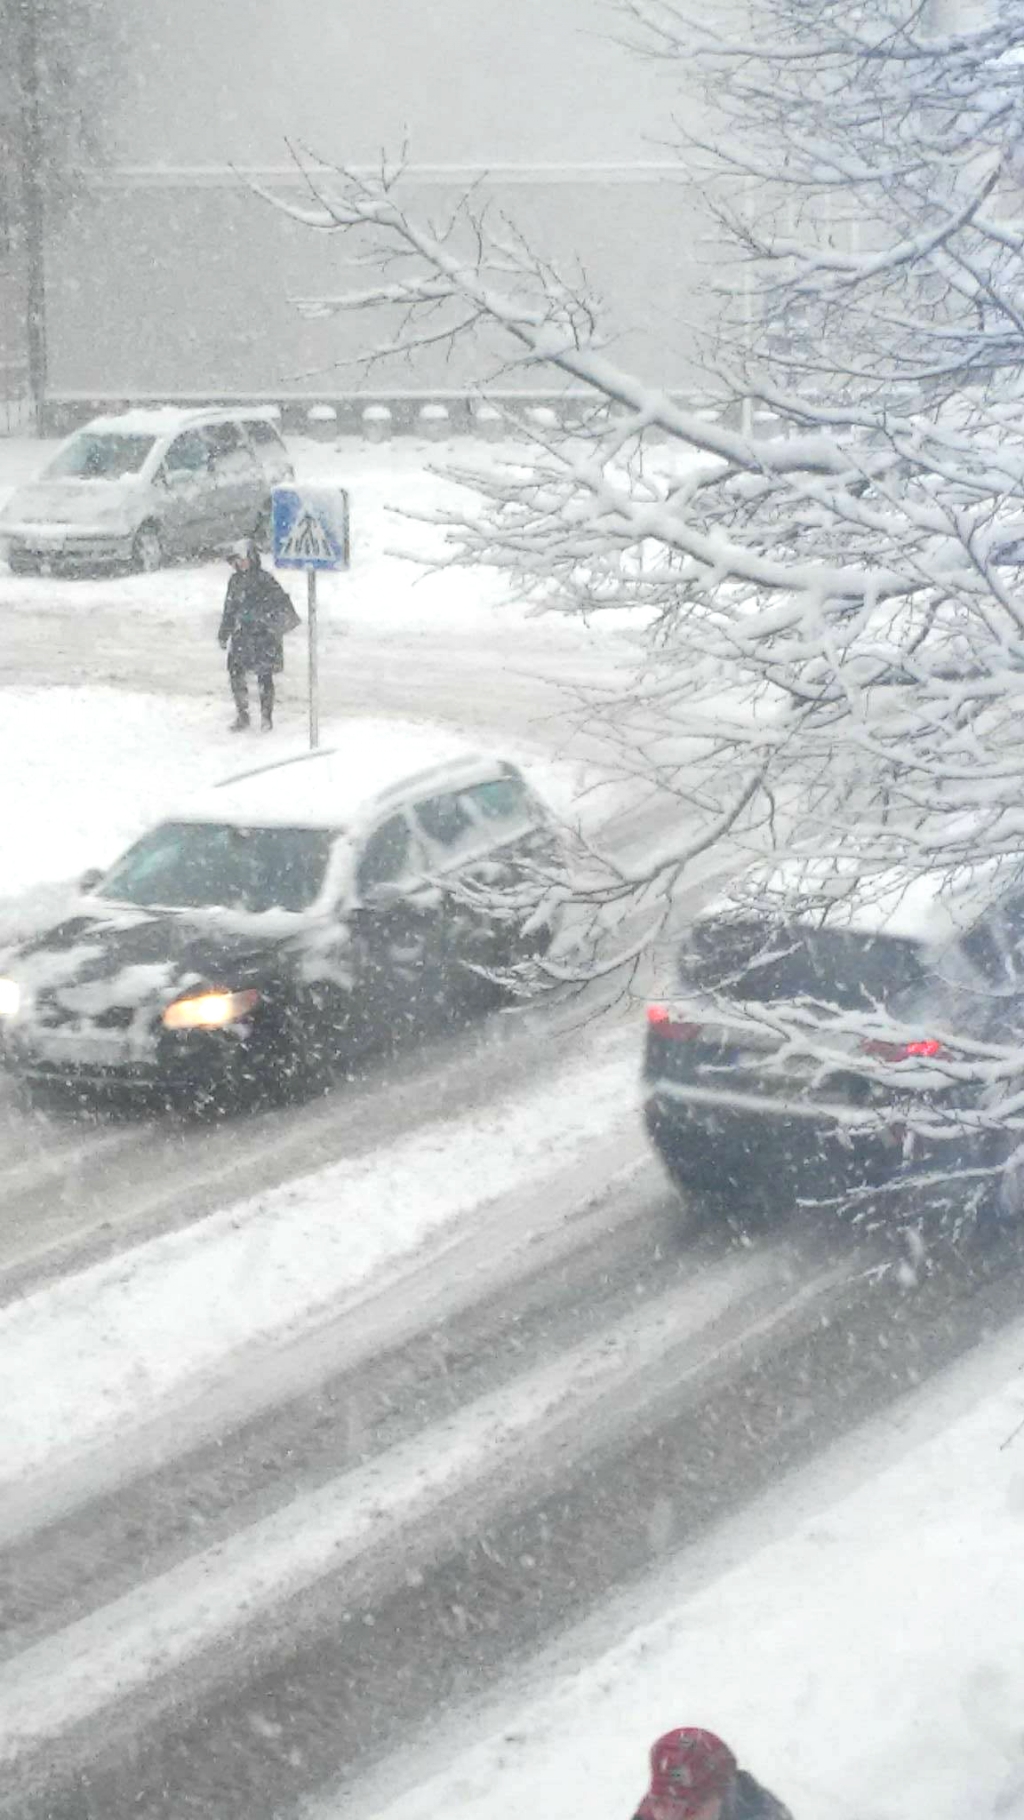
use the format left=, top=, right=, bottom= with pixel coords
left=647, top=1004, right=703, bottom=1040
left=861, top=1036, right=945, bottom=1063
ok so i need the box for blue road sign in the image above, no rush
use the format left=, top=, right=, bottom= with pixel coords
left=272, top=485, right=350, bottom=571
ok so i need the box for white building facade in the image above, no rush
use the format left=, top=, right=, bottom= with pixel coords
left=29, top=0, right=713, bottom=427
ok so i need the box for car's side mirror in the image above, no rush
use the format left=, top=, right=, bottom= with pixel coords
left=79, top=867, right=103, bottom=894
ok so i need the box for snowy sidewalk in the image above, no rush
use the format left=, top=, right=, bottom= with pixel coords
left=324, top=1315, right=1024, bottom=1820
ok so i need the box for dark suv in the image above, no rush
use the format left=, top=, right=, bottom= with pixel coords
left=643, top=871, right=1024, bottom=1229
left=0, top=725, right=562, bottom=1106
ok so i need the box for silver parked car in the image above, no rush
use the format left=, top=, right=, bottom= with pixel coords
left=0, top=405, right=294, bottom=575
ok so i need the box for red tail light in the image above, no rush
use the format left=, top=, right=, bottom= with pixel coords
left=862, top=1037, right=945, bottom=1062
left=647, top=1004, right=703, bottom=1040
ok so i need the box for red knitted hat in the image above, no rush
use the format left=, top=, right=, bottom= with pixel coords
left=635, top=1728, right=738, bottom=1819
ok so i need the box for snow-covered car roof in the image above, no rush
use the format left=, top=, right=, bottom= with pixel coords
left=173, top=720, right=517, bottom=831
left=82, top=405, right=281, bottom=438
left=699, top=855, right=1024, bottom=951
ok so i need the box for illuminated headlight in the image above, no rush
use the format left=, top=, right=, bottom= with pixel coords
left=162, top=988, right=259, bottom=1031
left=0, top=978, right=22, bottom=1018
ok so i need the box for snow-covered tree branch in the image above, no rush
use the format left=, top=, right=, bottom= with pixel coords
left=261, top=1, right=1024, bottom=1218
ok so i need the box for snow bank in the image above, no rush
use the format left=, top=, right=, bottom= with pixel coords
left=0, top=688, right=245, bottom=902
left=336, top=1319, right=1024, bottom=1820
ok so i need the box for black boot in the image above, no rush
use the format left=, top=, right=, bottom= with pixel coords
left=229, top=664, right=250, bottom=731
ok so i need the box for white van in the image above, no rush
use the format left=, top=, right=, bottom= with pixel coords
left=0, top=405, right=294, bottom=575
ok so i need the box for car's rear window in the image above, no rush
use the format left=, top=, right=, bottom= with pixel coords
left=680, top=916, right=926, bottom=1011
left=468, top=777, right=532, bottom=823
left=96, top=822, right=334, bottom=914
left=45, top=433, right=155, bottom=480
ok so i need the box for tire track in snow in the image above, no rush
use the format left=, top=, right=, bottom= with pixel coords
left=0, top=1242, right=839, bottom=1768
left=18, top=1223, right=1024, bottom=1820
left=0, top=985, right=632, bottom=1305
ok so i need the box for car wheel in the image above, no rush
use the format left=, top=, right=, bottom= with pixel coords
left=657, top=1150, right=775, bottom=1238
left=959, top=1150, right=1024, bottom=1253
left=132, top=522, right=164, bottom=573
left=990, top=1142, right=1024, bottom=1222
left=471, top=916, right=553, bottom=1008
left=658, top=1173, right=709, bottom=1243
left=503, top=915, right=554, bottom=967
left=8, top=549, right=41, bottom=577
left=251, top=992, right=336, bottom=1105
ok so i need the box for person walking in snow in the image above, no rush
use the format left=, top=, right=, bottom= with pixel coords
left=218, top=538, right=300, bottom=732
left=632, top=1728, right=793, bottom=1820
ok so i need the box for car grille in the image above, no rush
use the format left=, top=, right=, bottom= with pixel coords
left=92, top=1005, right=138, bottom=1030
left=34, top=999, right=139, bottom=1032
left=34, top=998, right=75, bottom=1028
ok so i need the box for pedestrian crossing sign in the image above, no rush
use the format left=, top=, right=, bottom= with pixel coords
left=271, top=485, right=350, bottom=571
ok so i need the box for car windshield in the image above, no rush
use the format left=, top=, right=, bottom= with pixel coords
left=95, top=821, right=335, bottom=913
left=44, top=433, right=156, bottom=481
left=680, top=915, right=926, bottom=1011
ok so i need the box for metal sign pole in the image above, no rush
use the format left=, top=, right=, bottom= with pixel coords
left=307, top=566, right=319, bottom=750
left=272, top=486, right=348, bottom=746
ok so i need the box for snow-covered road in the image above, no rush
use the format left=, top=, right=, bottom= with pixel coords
left=5, top=1158, right=1022, bottom=1820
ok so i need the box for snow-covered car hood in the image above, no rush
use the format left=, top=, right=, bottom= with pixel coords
left=1, top=904, right=294, bottom=1017
left=0, top=479, right=141, bottom=528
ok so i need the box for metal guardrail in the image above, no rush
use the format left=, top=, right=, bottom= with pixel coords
left=38, top=389, right=716, bottom=438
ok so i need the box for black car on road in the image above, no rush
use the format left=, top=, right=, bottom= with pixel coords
left=0, top=725, right=562, bottom=1107
left=643, top=866, right=1024, bottom=1232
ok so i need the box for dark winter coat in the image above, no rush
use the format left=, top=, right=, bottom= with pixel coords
left=218, top=562, right=300, bottom=674
left=632, top=1773, right=793, bottom=1820
left=726, top=1771, right=794, bottom=1820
